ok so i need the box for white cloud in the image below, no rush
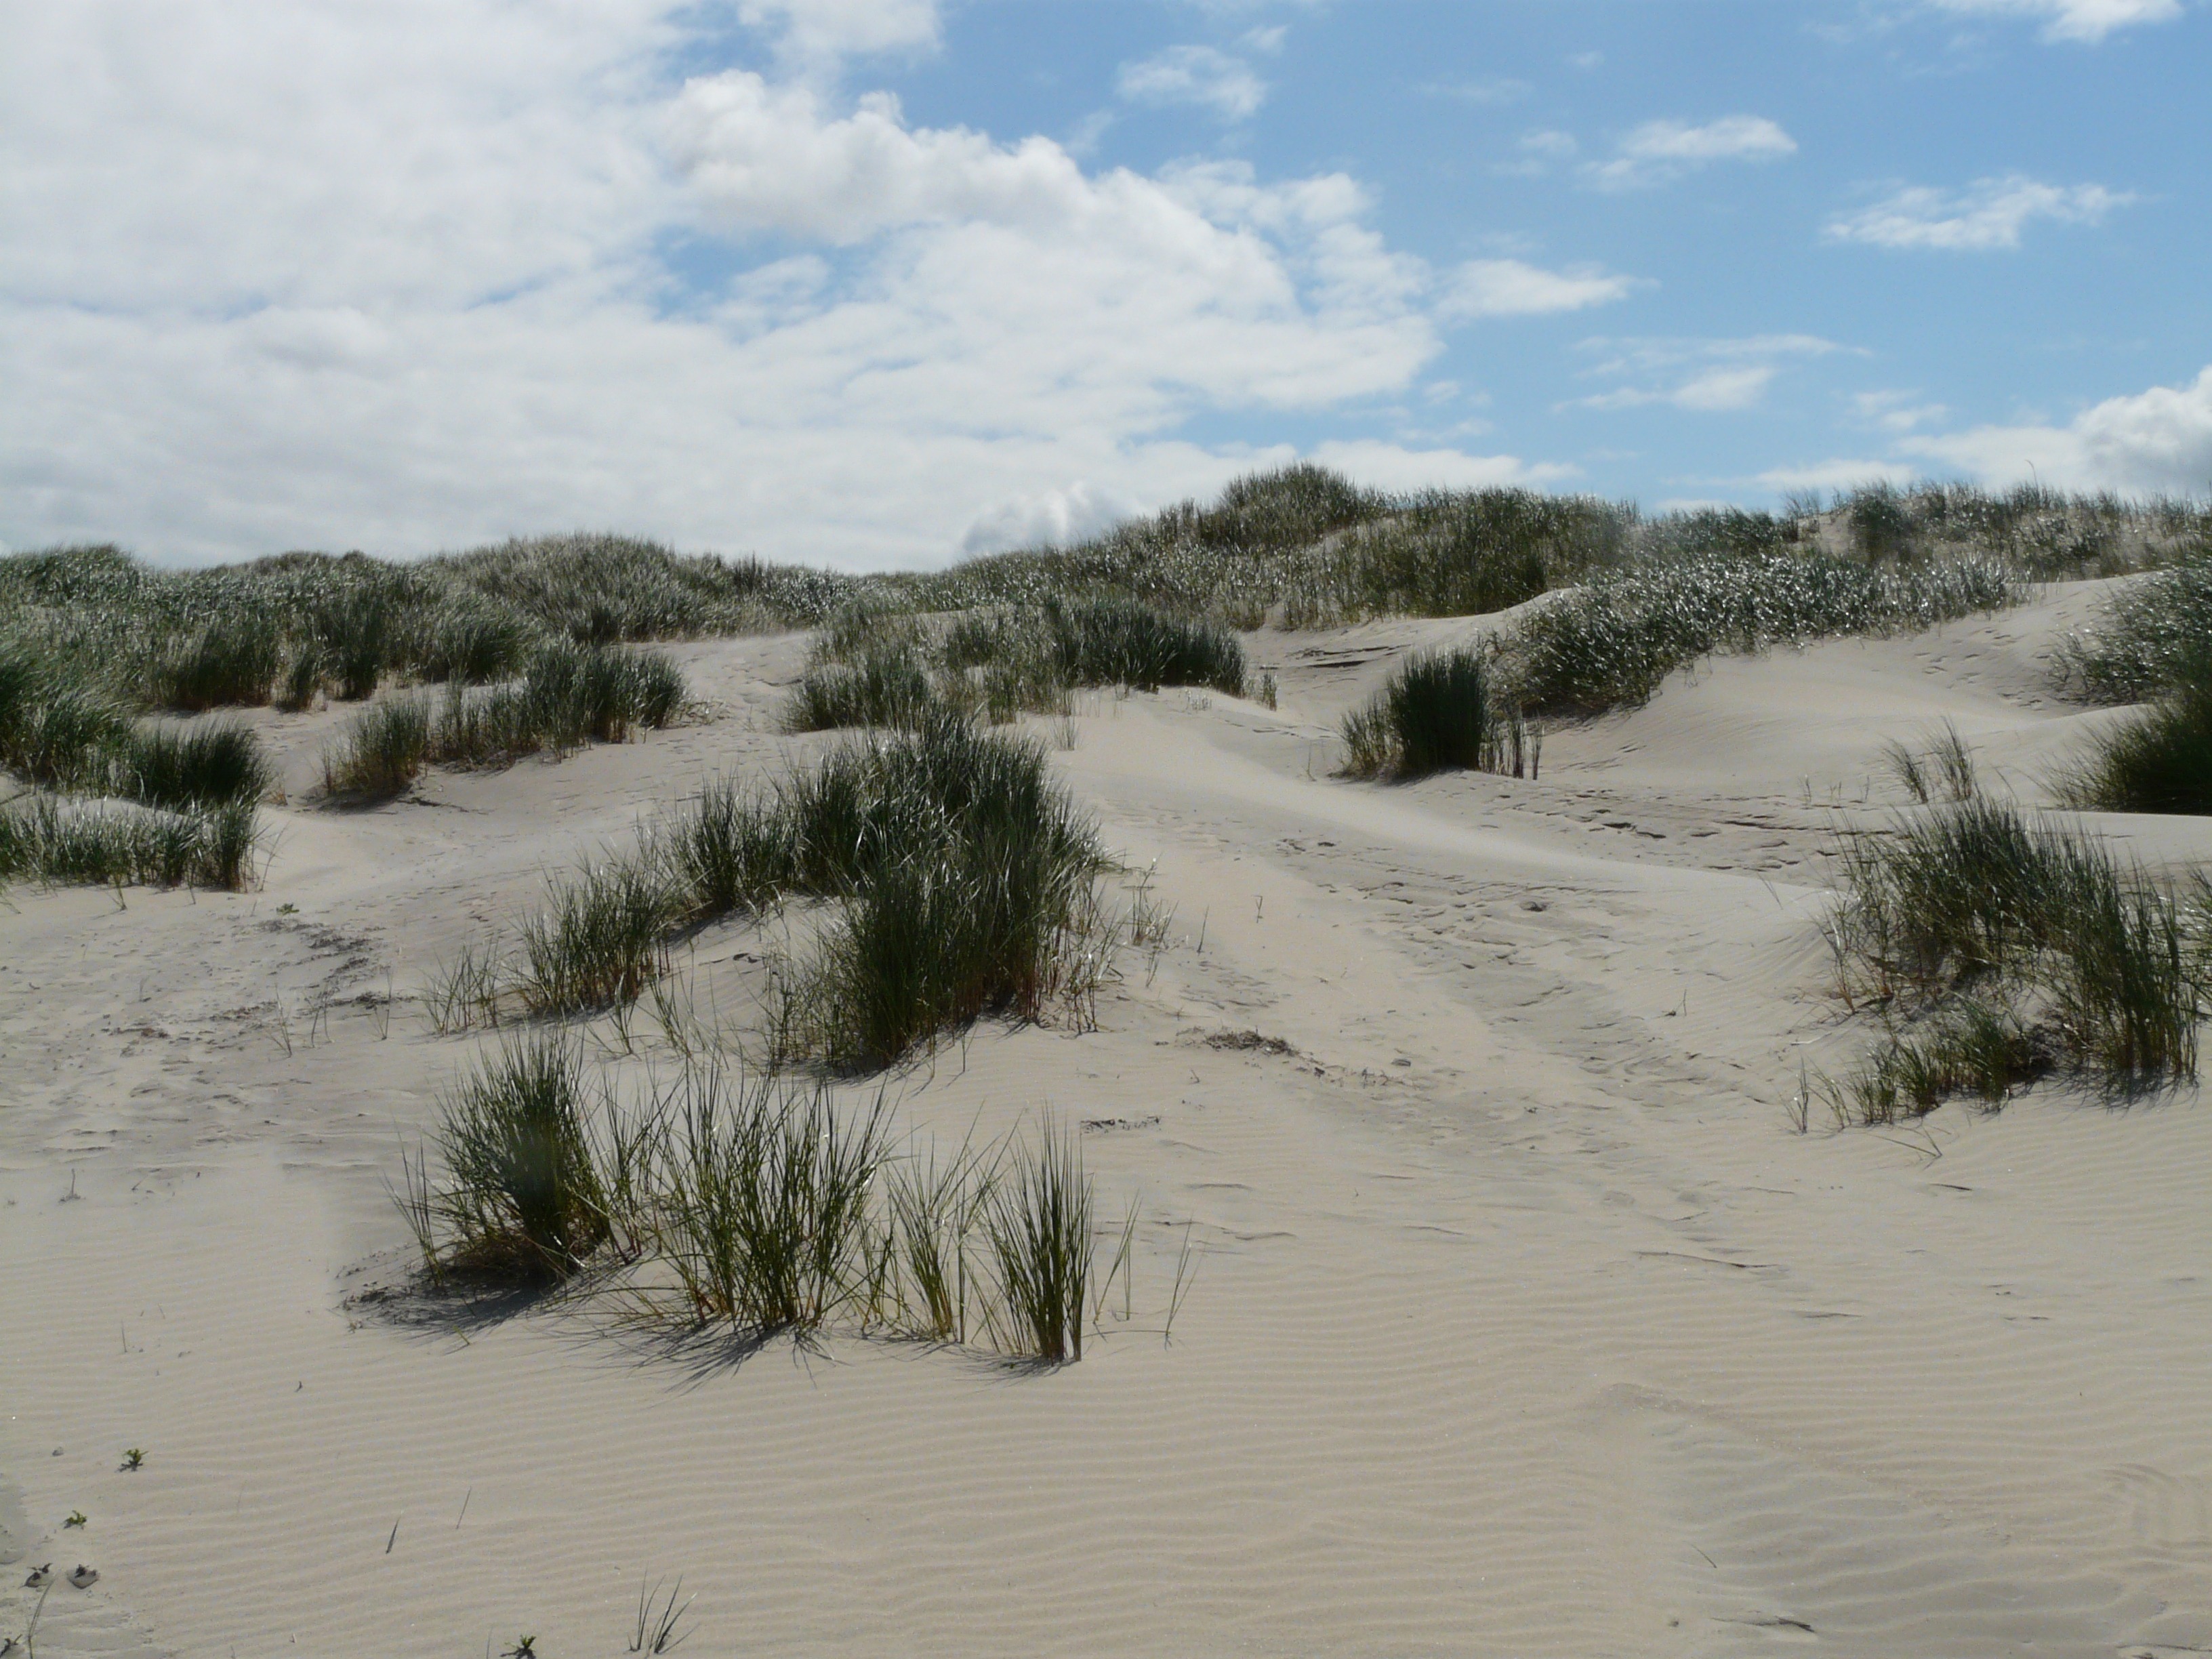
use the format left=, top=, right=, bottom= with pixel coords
left=1906, top=366, right=2212, bottom=493
left=1582, top=366, right=1778, bottom=413
left=1928, top=0, right=2183, bottom=43
left=1116, top=45, right=1268, bottom=121
left=1851, top=390, right=1949, bottom=433
left=736, top=0, right=942, bottom=70
left=1588, top=115, right=1796, bottom=189
left=1824, top=175, right=2131, bottom=250
left=1, top=5, right=1523, bottom=568
left=1439, top=259, right=1639, bottom=319
left=1570, top=335, right=1845, bottom=413
left=1494, top=129, right=1578, bottom=177
left=962, top=481, right=1140, bottom=554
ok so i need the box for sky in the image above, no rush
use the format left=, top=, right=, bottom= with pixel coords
left=2, top=0, right=2208, bottom=570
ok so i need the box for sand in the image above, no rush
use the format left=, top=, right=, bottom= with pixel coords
left=3, top=580, right=2207, bottom=1657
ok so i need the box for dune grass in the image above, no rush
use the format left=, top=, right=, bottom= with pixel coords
left=747, top=714, right=1113, bottom=1070
left=321, top=695, right=434, bottom=799
left=981, top=1122, right=1093, bottom=1363
left=394, top=1043, right=1132, bottom=1363
left=2059, top=550, right=2212, bottom=705
left=398, top=1033, right=618, bottom=1282
left=515, top=857, right=680, bottom=1016
left=116, top=720, right=273, bottom=808
left=2059, top=684, right=2212, bottom=815
left=1824, top=798, right=2203, bottom=1121
left=784, top=641, right=943, bottom=733
left=396, top=1045, right=1131, bottom=1360
left=0, top=794, right=260, bottom=891
left=428, top=713, right=1111, bottom=1065
left=1882, top=721, right=1979, bottom=806
left=651, top=1065, right=892, bottom=1331
left=322, top=643, right=687, bottom=800
left=1504, top=549, right=2022, bottom=717
left=783, top=595, right=1245, bottom=733
left=1340, top=646, right=1536, bottom=782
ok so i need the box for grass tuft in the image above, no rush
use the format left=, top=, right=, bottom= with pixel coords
left=1823, top=798, right=2203, bottom=1119
left=1341, top=646, right=1536, bottom=782
left=116, top=720, right=273, bottom=808
left=981, top=1122, right=1092, bottom=1364
left=0, top=794, right=259, bottom=891
left=515, top=857, right=679, bottom=1017
left=401, top=1033, right=615, bottom=1282
left=2057, top=681, right=2212, bottom=815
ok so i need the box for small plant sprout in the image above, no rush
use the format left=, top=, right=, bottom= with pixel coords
left=501, top=1639, right=537, bottom=1659
left=119, top=1448, right=144, bottom=1471
left=630, top=1576, right=695, bottom=1654
left=62, top=1511, right=85, bottom=1530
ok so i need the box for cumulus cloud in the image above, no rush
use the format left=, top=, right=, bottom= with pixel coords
left=1927, top=0, right=2183, bottom=43
left=737, top=0, right=942, bottom=70
left=1824, top=176, right=2131, bottom=250
left=1116, top=45, right=1268, bottom=121
left=1906, top=366, right=2212, bottom=493
left=1570, top=335, right=1845, bottom=413
left=1439, top=259, right=1640, bottom=319
left=3, top=4, right=1583, bottom=567
left=961, top=481, right=1140, bottom=554
left=1587, top=115, right=1796, bottom=189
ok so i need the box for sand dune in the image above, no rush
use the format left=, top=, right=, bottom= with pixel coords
left=3, top=583, right=2207, bottom=1656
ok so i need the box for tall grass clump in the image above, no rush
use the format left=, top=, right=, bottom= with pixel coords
left=651, top=1066, right=892, bottom=1332
left=1506, top=550, right=2021, bottom=716
left=321, top=644, right=686, bottom=801
left=2059, top=682, right=2212, bottom=815
left=322, top=695, right=434, bottom=800
left=2058, top=552, right=2212, bottom=705
left=398, top=1034, right=617, bottom=1282
left=146, top=613, right=285, bottom=710
left=515, top=857, right=680, bottom=1016
left=115, top=721, right=272, bottom=808
left=1824, top=798, right=2203, bottom=1120
left=1282, top=489, right=1633, bottom=627
left=1340, top=646, right=1536, bottom=782
left=783, top=642, right=944, bottom=733
left=981, top=1122, right=1093, bottom=1363
left=762, top=715, right=1112, bottom=1071
left=0, top=794, right=259, bottom=891
left=1046, top=596, right=1246, bottom=695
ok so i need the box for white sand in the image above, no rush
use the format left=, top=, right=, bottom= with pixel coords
left=3, top=583, right=2208, bottom=1656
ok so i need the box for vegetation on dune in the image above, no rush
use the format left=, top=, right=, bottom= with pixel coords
left=428, top=712, right=1113, bottom=1071
left=2058, top=548, right=2212, bottom=706
left=1821, top=792, right=2205, bottom=1124
left=2059, top=680, right=2212, bottom=817
left=1340, top=646, right=1536, bottom=782
left=784, top=593, right=1248, bottom=733
left=321, top=642, right=688, bottom=800
left=398, top=1033, right=619, bottom=1283
left=0, top=535, right=837, bottom=723
left=396, top=1046, right=1130, bottom=1364
left=0, top=794, right=260, bottom=891
left=1501, top=548, right=2023, bottom=718
left=2051, top=547, right=2212, bottom=815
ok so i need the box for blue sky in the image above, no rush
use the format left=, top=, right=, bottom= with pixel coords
left=3, top=0, right=2207, bottom=568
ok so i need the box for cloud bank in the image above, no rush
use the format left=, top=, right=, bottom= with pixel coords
left=0, top=2, right=1580, bottom=567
